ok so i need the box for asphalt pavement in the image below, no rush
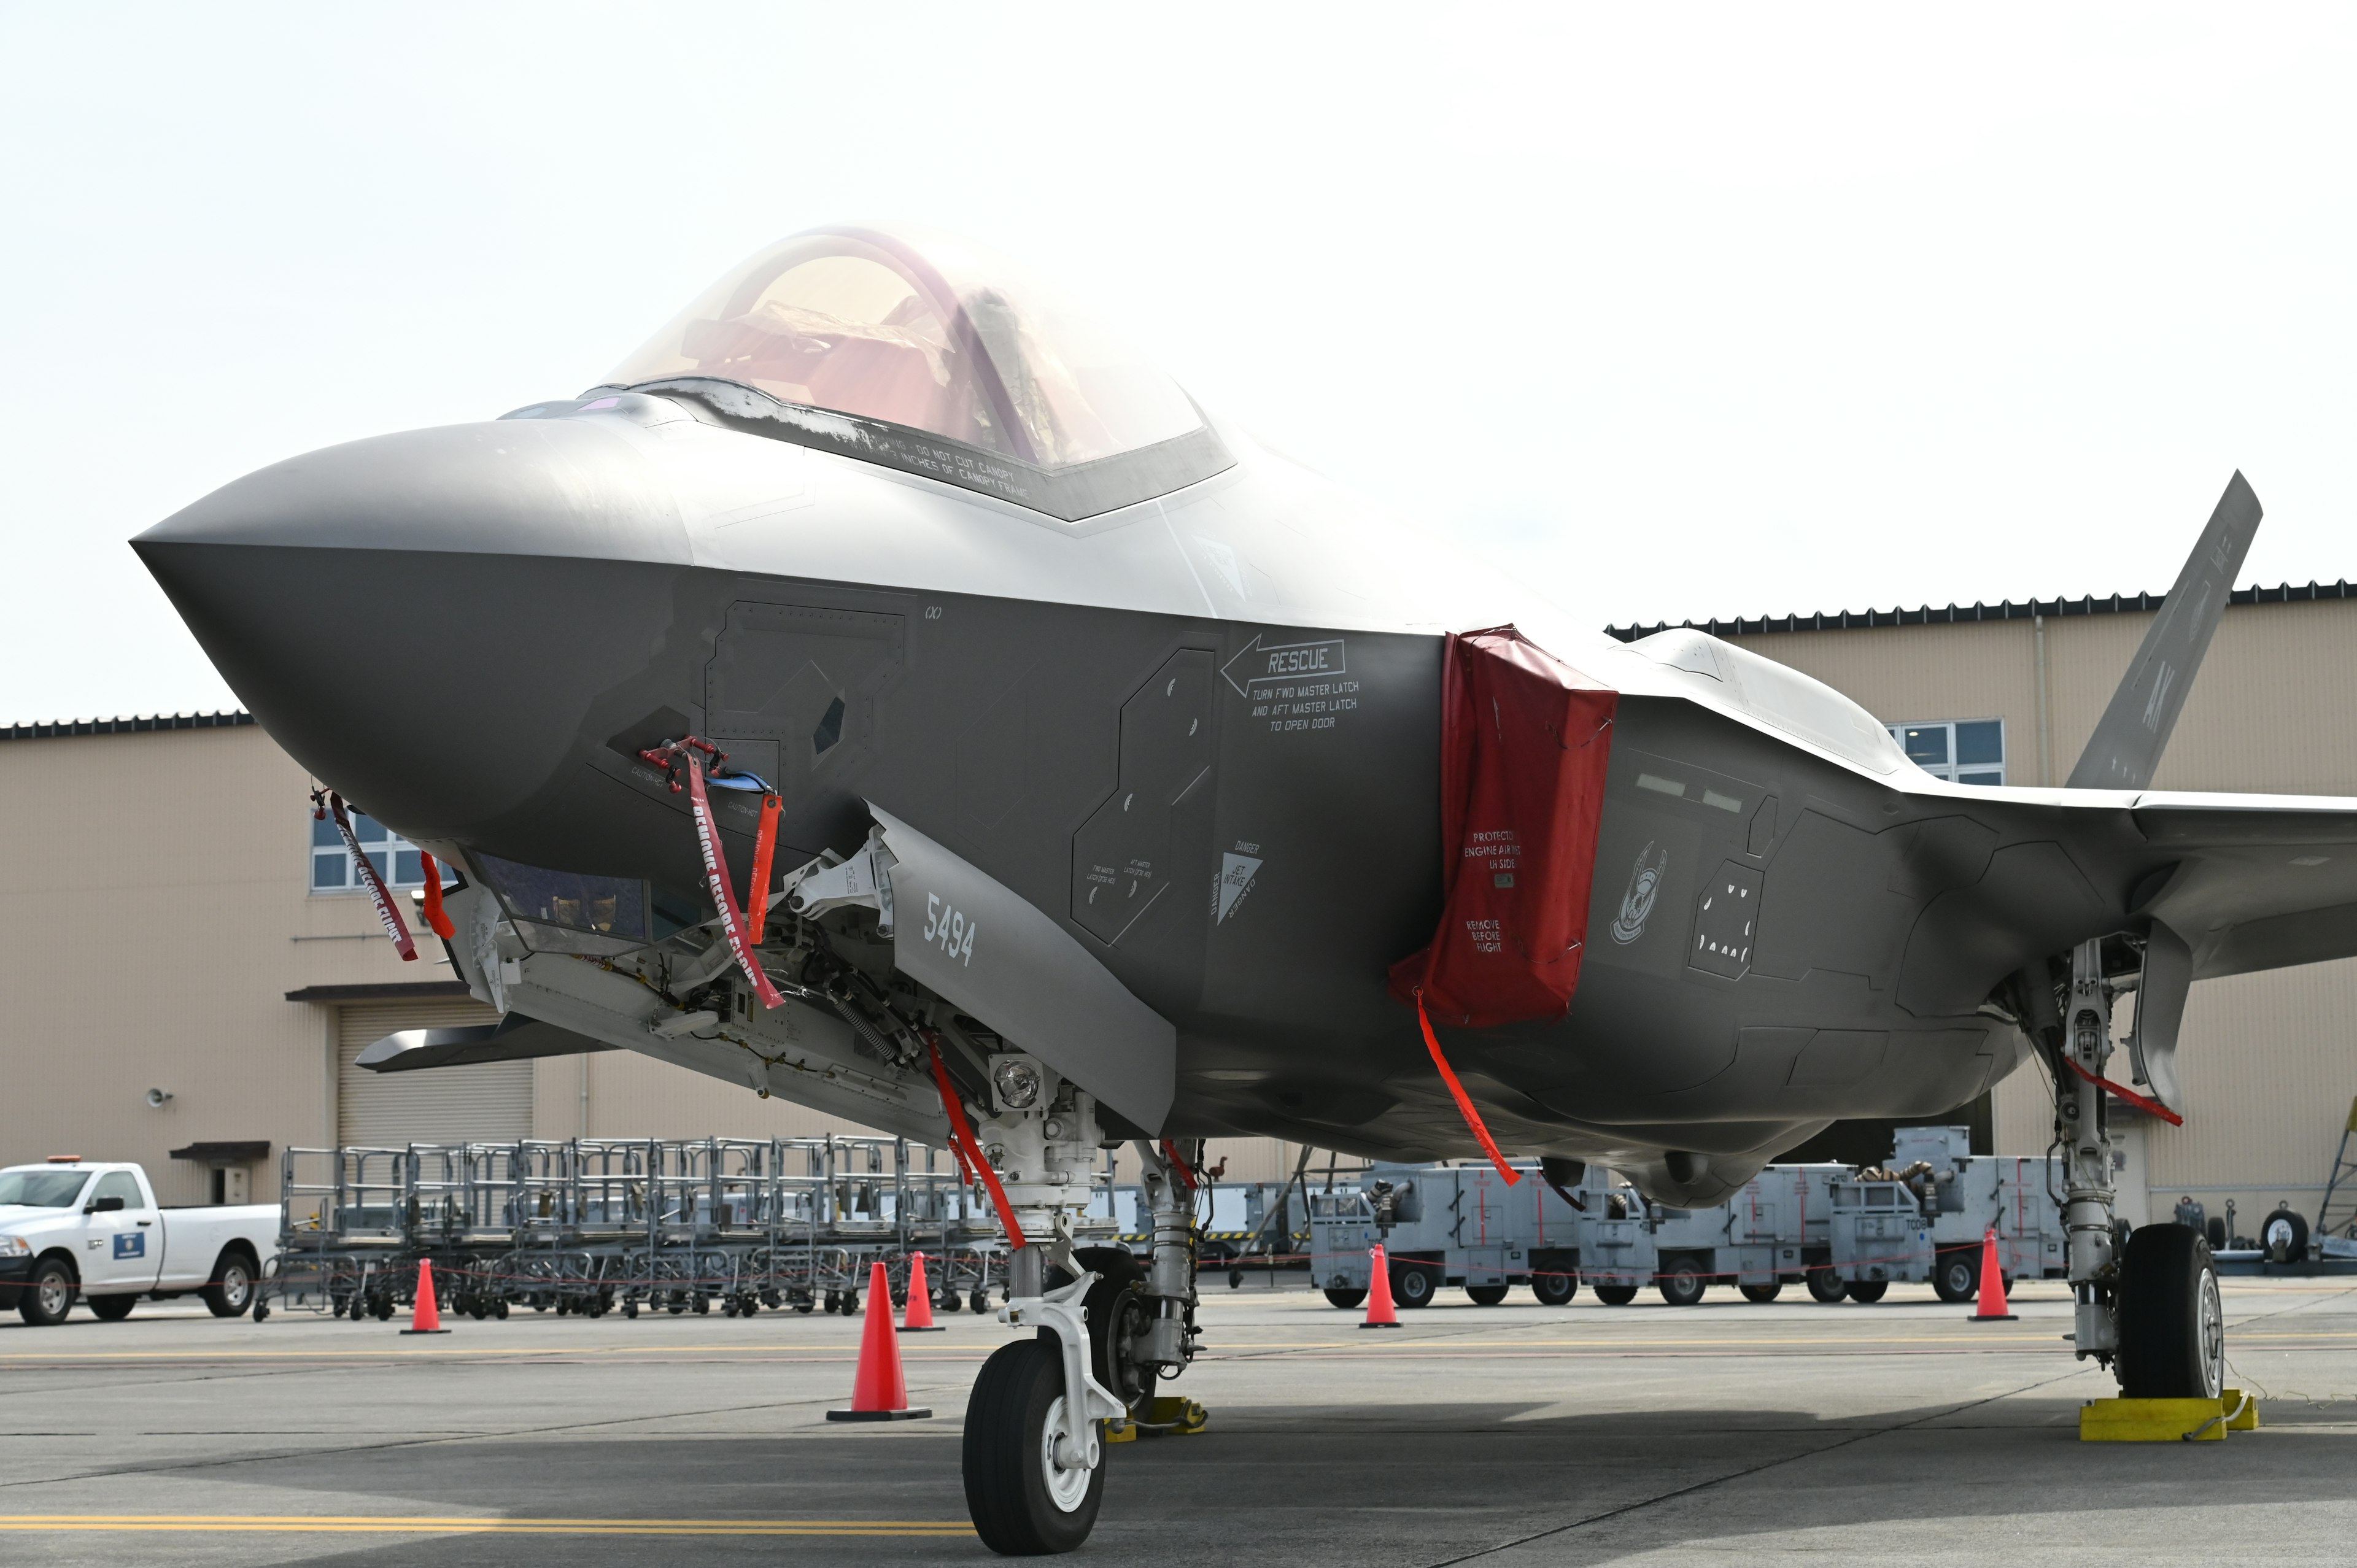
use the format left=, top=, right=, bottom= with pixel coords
left=1, top=1274, right=2351, bottom=1566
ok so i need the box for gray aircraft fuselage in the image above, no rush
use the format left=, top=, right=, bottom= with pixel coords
left=134, top=357, right=2305, bottom=1205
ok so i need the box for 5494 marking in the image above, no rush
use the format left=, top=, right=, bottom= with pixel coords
left=924, top=893, right=977, bottom=965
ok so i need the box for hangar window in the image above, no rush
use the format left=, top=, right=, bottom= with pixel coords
left=1887, top=719, right=2005, bottom=786
left=311, top=809, right=438, bottom=893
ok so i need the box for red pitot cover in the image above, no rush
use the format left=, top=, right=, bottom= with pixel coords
left=1387, top=626, right=1619, bottom=1028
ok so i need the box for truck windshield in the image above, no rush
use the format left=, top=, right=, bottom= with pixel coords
left=0, top=1170, right=90, bottom=1207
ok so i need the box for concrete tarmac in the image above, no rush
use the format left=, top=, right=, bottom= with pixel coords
left=1, top=1275, right=2351, bottom=1566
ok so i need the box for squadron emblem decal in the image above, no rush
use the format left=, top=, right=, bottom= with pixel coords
left=1610, top=842, right=1668, bottom=945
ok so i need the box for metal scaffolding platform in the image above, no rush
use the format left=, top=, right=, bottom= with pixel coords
left=260, top=1135, right=1118, bottom=1322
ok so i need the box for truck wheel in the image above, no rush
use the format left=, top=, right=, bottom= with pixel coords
left=1930, top=1249, right=1979, bottom=1305
left=1465, top=1284, right=1509, bottom=1306
left=2118, top=1224, right=2224, bottom=1399
left=962, top=1335, right=1105, bottom=1554
left=203, top=1251, right=257, bottom=1318
left=1593, top=1283, right=1639, bottom=1306
left=1846, top=1278, right=1889, bottom=1303
left=88, top=1294, right=136, bottom=1322
left=1657, top=1264, right=1707, bottom=1307
left=18, top=1259, right=75, bottom=1326
left=1390, top=1264, right=1439, bottom=1309
left=1323, top=1287, right=1367, bottom=1310
left=1739, top=1282, right=1782, bottom=1303
left=1805, top=1269, right=1848, bottom=1303
left=1530, top=1271, right=1577, bottom=1307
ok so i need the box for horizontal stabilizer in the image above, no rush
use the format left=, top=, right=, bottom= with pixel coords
left=356, top=1013, right=617, bottom=1073
left=2066, top=473, right=2261, bottom=790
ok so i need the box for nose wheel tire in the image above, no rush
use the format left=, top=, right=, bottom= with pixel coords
left=2118, top=1223, right=2225, bottom=1399
left=962, top=1335, right=1105, bottom=1555
left=18, top=1260, right=74, bottom=1326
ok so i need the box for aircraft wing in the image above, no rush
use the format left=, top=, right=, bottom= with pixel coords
left=2129, top=791, right=2357, bottom=978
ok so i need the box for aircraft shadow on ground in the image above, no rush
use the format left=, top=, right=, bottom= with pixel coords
left=117, top=1397, right=2357, bottom=1567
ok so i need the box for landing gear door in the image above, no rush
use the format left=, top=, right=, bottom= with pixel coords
left=867, top=803, right=1176, bottom=1135
left=2127, top=919, right=2193, bottom=1117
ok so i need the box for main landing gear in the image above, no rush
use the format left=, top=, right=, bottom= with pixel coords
left=2034, top=938, right=2224, bottom=1400
left=950, top=1047, right=1202, bottom=1554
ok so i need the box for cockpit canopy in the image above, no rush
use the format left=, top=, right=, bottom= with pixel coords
left=608, top=224, right=1205, bottom=473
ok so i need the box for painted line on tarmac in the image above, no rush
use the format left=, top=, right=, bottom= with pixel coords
left=0, top=1515, right=970, bottom=1536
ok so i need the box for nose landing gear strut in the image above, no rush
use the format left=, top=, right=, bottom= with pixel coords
left=953, top=1054, right=1202, bottom=1554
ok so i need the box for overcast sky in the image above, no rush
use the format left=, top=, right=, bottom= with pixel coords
left=3, top=5, right=2353, bottom=722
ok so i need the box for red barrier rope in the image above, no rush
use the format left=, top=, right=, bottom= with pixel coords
left=2062, top=1055, right=2185, bottom=1126
left=1415, top=989, right=1520, bottom=1186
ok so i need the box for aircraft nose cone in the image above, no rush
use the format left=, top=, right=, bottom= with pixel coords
left=134, top=418, right=692, bottom=832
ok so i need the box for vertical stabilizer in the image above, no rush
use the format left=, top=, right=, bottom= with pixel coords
left=2065, top=472, right=2261, bottom=790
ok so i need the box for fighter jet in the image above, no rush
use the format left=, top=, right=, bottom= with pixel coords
left=136, top=223, right=2356, bottom=1552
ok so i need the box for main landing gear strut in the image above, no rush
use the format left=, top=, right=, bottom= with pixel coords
left=2040, top=938, right=2224, bottom=1400
left=952, top=1048, right=1201, bottom=1554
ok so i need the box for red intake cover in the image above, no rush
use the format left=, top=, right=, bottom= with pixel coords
left=1387, top=626, right=1618, bottom=1028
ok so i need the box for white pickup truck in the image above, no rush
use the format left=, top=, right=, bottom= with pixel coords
left=0, top=1159, right=279, bottom=1326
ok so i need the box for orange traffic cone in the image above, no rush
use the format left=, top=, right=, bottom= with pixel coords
left=1968, top=1229, right=2017, bottom=1322
left=899, top=1252, right=944, bottom=1333
left=827, top=1261, right=932, bottom=1420
left=1361, top=1244, right=1401, bottom=1329
left=399, top=1259, right=451, bottom=1335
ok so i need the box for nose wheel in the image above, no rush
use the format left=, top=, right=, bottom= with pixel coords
left=2116, top=1224, right=2225, bottom=1399
left=963, top=1336, right=1107, bottom=1554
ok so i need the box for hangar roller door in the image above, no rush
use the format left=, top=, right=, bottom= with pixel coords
left=336, top=998, right=525, bottom=1148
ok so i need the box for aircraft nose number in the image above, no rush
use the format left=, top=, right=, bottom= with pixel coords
left=924, top=893, right=978, bottom=966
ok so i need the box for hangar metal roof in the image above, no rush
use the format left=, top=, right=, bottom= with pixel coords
left=1605, top=578, right=2357, bottom=643
left=0, top=709, right=255, bottom=741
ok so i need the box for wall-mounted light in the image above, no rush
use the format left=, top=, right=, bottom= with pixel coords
left=144, top=1088, right=174, bottom=1109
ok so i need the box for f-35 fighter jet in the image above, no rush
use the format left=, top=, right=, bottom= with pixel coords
left=137, top=223, right=2345, bottom=1551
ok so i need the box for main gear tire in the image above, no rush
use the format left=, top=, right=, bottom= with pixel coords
left=962, top=1335, right=1105, bottom=1555
left=2117, top=1223, right=2224, bottom=1400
